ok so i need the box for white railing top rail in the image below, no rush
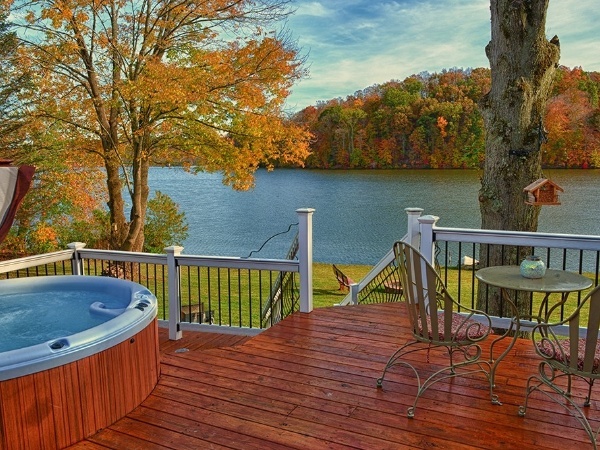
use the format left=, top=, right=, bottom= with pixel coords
left=77, top=248, right=168, bottom=265
left=177, top=254, right=299, bottom=272
left=0, top=249, right=74, bottom=274
left=0, top=247, right=298, bottom=276
left=76, top=248, right=299, bottom=272
left=433, top=226, right=600, bottom=251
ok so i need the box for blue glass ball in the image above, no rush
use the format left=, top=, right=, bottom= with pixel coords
left=520, top=256, right=546, bottom=279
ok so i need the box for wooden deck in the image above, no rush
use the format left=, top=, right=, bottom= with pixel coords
left=69, top=302, right=598, bottom=449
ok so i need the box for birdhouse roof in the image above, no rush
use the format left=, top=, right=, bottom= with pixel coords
left=523, top=178, right=564, bottom=193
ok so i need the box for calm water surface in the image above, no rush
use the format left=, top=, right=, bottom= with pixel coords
left=149, top=168, right=600, bottom=265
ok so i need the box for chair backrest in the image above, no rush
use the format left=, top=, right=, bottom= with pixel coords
left=332, top=264, right=352, bottom=287
left=393, top=241, right=457, bottom=343
left=539, top=284, right=600, bottom=375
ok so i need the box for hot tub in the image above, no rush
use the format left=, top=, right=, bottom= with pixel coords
left=0, top=275, right=161, bottom=450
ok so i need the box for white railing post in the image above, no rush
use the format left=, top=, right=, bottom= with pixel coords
left=297, top=208, right=315, bottom=313
left=67, top=242, right=86, bottom=275
left=405, top=208, right=424, bottom=247
left=165, top=245, right=184, bottom=340
left=418, top=215, right=439, bottom=265
left=350, top=283, right=360, bottom=305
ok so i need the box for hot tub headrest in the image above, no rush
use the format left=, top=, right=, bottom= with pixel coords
left=89, top=302, right=127, bottom=318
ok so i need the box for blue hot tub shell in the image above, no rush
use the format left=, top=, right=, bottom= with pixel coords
left=0, top=275, right=158, bottom=381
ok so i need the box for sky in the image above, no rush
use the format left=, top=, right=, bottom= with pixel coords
left=284, top=0, right=600, bottom=111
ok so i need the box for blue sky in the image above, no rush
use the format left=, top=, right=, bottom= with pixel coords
left=284, top=0, right=600, bottom=110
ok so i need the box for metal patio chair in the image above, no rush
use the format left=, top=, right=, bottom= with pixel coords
left=332, top=264, right=354, bottom=291
left=377, top=241, right=494, bottom=418
left=519, top=284, right=600, bottom=449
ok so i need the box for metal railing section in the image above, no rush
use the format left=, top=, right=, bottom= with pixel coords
left=338, top=247, right=403, bottom=306
left=429, top=225, right=600, bottom=325
left=261, top=232, right=300, bottom=327
left=338, top=211, right=600, bottom=332
left=340, top=208, right=424, bottom=305
left=357, top=256, right=402, bottom=304
left=338, top=239, right=437, bottom=306
left=176, top=254, right=299, bottom=330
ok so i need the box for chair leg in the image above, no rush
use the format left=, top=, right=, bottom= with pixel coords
left=519, top=368, right=599, bottom=449
left=585, top=378, right=595, bottom=407
left=377, top=341, right=420, bottom=388
left=377, top=342, right=492, bottom=419
left=446, top=347, right=456, bottom=374
left=518, top=374, right=542, bottom=418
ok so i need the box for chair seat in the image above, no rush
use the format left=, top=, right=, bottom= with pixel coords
left=537, top=339, right=600, bottom=373
left=418, top=312, right=492, bottom=342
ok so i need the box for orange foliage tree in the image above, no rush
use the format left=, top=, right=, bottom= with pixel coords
left=1, top=134, right=108, bottom=256
left=11, top=0, right=311, bottom=251
left=296, top=66, right=599, bottom=170
left=544, top=67, right=600, bottom=167
left=0, top=8, right=106, bottom=256
left=298, top=70, right=490, bottom=169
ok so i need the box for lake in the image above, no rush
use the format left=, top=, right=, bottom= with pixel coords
left=149, top=168, right=600, bottom=265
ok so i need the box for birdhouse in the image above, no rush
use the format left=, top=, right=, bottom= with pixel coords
left=523, top=178, right=563, bottom=206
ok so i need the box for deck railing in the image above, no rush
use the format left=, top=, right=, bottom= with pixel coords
left=3, top=206, right=600, bottom=337
left=345, top=209, right=600, bottom=330
left=425, top=218, right=600, bottom=327
left=0, top=208, right=315, bottom=340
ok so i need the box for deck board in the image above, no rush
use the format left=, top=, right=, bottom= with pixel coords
left=68, top=303, right=599, bottom=449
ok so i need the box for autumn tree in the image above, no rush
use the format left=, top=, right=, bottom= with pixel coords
left=378, top=80, right=421, bottom=165
left=544, top=67, right=600, bottom=167
left=0, top=5, right=30, bottom=153
left=297, top=71, right=494, bottom=170
left=315, top=103, right=348, bottom=167
left=339, top=100, right=367, bottom=165
left=477, top=0, right=560, bottom=315
left=12, top=0, right=311, bottom=252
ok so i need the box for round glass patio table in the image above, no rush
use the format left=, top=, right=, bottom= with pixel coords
left=476, top=266, right=592, bottom=295
left=475, top=266, right=592, bottom=405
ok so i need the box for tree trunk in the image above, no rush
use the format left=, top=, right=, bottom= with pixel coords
left=105, top=149, right=129, bottom=250
left=121, top=149, right=149, bottom=252
left=477, top=0, right=560, bottom=315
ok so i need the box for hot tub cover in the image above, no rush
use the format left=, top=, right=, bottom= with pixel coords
left=0, top=160, right=34, bottom=244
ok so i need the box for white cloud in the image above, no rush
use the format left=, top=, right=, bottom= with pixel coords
left=294, top=2, right=331, bottom=17
left=547, top=0, right=600, bottom=70
left=286, top=0, right=599, bottom=110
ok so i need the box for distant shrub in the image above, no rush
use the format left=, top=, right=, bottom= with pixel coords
left=144, top=191, right=189, bottom=253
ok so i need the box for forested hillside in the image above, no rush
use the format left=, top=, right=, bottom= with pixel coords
left=292, top=66, right=600, bottom=169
